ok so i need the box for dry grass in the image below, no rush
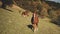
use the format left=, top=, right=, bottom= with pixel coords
left=0, top=8, right=60, bottom=34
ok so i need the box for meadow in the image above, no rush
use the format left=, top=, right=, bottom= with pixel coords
left=0, top=8, right=60, bottom=34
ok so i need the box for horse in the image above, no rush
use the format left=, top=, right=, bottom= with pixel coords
left=31, top=11, right=39, bottom=32
left=21, top=10, right=29, bottom=17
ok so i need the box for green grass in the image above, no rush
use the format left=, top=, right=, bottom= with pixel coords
left=0, top=8, right=60, bottom=34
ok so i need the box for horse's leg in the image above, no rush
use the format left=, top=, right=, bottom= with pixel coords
left=36, top=23, right=38, bottom=31
left=32, top=24, right=37, bottom=32
left=34, top=24, right=38, bottom=32
left=35, top=25, right=38, bottom=32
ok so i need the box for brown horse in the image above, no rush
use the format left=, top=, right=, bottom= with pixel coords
left=31, top=11, right=39, bottom=32
left=21, top=10, right=29, bottom=17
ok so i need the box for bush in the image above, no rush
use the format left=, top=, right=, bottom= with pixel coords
left=49, top=10, right=60, bottom=25
left=0, top=1, right=2, bottom=7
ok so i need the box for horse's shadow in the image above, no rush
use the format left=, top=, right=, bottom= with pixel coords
left=27, top=16, right=33, bottom=29
left=27, top=24, right=33, bottom=30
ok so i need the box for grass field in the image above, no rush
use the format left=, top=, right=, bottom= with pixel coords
left=0, top=8, right=60, bottom=34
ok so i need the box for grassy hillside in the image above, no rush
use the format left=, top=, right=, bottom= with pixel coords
left=0, top=7, right=60, bottom=34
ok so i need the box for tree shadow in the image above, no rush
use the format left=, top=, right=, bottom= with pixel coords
left=51, top=21, right=60, bottom=27
left=50, top=16, right=60, bottom=27
left=0, top=0, right=14, bottom=12
left=1, top=0, right=14, bottom=8
left=2, top=8, right=13, bottom=12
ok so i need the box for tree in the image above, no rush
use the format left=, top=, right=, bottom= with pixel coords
left=1, top=0, right=14, bottom=8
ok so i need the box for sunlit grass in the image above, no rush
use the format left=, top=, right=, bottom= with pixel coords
left=0, top=8, right=60, bottom=34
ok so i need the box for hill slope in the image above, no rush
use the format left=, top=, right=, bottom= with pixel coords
left=0, top=7, right=60, bottom=34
